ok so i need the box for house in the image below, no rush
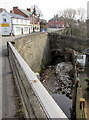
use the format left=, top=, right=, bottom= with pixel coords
left=0, top=8, right=31, bottom=35
left=10, top=6, right=40, bottom=32
left=48, top=15, right=65, bottom=28
left=40, top=19, right=48, bottom=32
left=10, top=13, right=31, bottom=35
left=0, top=8, right=12, bottom=35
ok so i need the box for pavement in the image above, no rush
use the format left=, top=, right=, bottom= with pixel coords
left=0, top=35, right=2, bottom=119
left=0, top=35, right=27, bottom=119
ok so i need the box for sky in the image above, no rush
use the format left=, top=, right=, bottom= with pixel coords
left=0, top=0, right=88, bottom=20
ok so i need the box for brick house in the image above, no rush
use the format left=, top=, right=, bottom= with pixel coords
left=48, top=15, right=65, bottom=28
left=10, top=6, right=40, bottom=32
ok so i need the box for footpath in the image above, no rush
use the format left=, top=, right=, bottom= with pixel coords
left=1, top=35, right=26, bottom=119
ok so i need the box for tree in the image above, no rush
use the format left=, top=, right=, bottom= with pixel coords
left=77, top=8, right=86, bottom=22
left=32, top=5, right=36, bottom=15
left=31, top=5, right=43, bottom=17
left=57, top=8, right=86, bottom=37
left=62, top=8, right=76, bottom=35
left=62, top=8, right=76, bottom=19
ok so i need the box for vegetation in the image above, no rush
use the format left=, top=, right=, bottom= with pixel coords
left=85, top=78, right=89, bottom=90
left=57, top=8, right=87, bottom=37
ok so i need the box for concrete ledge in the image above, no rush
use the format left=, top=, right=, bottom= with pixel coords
left=7, top=41, right=68, bottom=119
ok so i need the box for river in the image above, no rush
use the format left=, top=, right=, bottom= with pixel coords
left=52, top=93, right=72, bottom=119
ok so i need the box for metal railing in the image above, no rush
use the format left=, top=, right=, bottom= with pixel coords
left=7, top=41, right=68, bottom=119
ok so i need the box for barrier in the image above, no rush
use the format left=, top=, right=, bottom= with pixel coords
left=7, top=41, right=68, bottom=119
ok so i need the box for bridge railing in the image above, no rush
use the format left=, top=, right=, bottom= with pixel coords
left=7, top=41, right=68, bottom=119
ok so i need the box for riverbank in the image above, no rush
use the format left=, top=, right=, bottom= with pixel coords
left=79, top=71, right=89, bottom=120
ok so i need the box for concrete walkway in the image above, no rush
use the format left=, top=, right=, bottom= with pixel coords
left=1, top=36, right=17, bottom=118
left=0, top=35, right=27, bottom=119
left=0, top=35, right=2, bottom=119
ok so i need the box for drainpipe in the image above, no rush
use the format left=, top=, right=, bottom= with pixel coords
left=11, top=17, right=14, bottom=36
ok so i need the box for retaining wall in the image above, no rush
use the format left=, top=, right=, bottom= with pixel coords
left=14, top=32, right=52, bottom=72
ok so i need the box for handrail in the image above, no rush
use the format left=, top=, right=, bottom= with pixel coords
left=8, top=42, right=68, bottom=119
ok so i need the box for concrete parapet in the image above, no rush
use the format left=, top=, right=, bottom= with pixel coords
left=7, top=41, right=68, bottom=119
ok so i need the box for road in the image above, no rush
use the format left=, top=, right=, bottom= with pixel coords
left=0, top=35, right=27, bottom=119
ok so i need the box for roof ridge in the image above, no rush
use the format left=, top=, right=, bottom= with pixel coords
left=10, top=13, right=30, bottom=20
left=19, top=8, right=32, bottom=17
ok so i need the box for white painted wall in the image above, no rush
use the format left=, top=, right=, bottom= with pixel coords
left=0, top=11, right=12, bottom=35
left=0, top=10, right=32, bottom=35
left=12, top=18, right=31, bottom=35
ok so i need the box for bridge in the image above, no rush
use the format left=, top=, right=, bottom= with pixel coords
left=1, top=32, right=89, bottom=119
left=1, top=34, right=68, bottom=119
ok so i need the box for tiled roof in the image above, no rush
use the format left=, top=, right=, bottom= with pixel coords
left=49, top=16, right=64, bottom=21
left=19, top=9, right=32, bottom=17
left=10, top=13, right=29, bottom=20
left=0, top=8, right=6, bottom=13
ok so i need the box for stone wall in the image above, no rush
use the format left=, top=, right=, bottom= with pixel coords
left=14, top=32, right=52, bottom=72
left=48, top=33, right=89, bottom=53
left=14, top=32, right=89, bottom=72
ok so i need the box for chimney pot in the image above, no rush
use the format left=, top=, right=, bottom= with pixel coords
left=10, top=10, right=14, bottom=13
left=13, top=6, right=18, bottom=10
left=27, top=8, right=31, bottom=12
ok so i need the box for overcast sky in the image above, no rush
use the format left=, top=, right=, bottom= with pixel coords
left=0, top=0, right=88, bottom=20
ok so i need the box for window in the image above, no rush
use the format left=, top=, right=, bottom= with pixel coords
left=2, top=14, right=6, bottom=16
left=24, top=27, right=28, bottom=32
left=31, top=26, right=33, bottom=30
left=3, top=18, right=6, bottom=22
left=56, top=24, right=59, bottom=28
left=25, top=20, right=27, bottom=24
left=16, top=19, right=18, bottom=23
left=16, top=27, right=21, bottom=32
left=4, top=28, right=7, bottom=32
left=59, top=24, right=60, bottom=27
left=21, top=19, right=23, bottom=23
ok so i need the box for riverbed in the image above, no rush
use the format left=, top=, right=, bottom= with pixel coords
left=40, top=63, right=73, bottom=118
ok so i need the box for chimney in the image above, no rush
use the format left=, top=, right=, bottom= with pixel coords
left=56, top=14, right=58, bottom=18
left=27, top=8, right=31, bottom=12
left=13, top=6, right=18, bottom=10
left=10, top=10, right=14, bottom=13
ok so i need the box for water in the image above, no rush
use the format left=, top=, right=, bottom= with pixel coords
left=52, top=93, right=72, bottom=119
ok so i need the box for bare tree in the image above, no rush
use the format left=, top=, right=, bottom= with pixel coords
left=31, top=5, right=43, bottom=17
left=60, top=8, right=76, bottom=35
left=57, top=8, right=86, bottom=36
left=63, top=8, right=76, bottom=20
left=77, top=8, right=86, bottom=22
